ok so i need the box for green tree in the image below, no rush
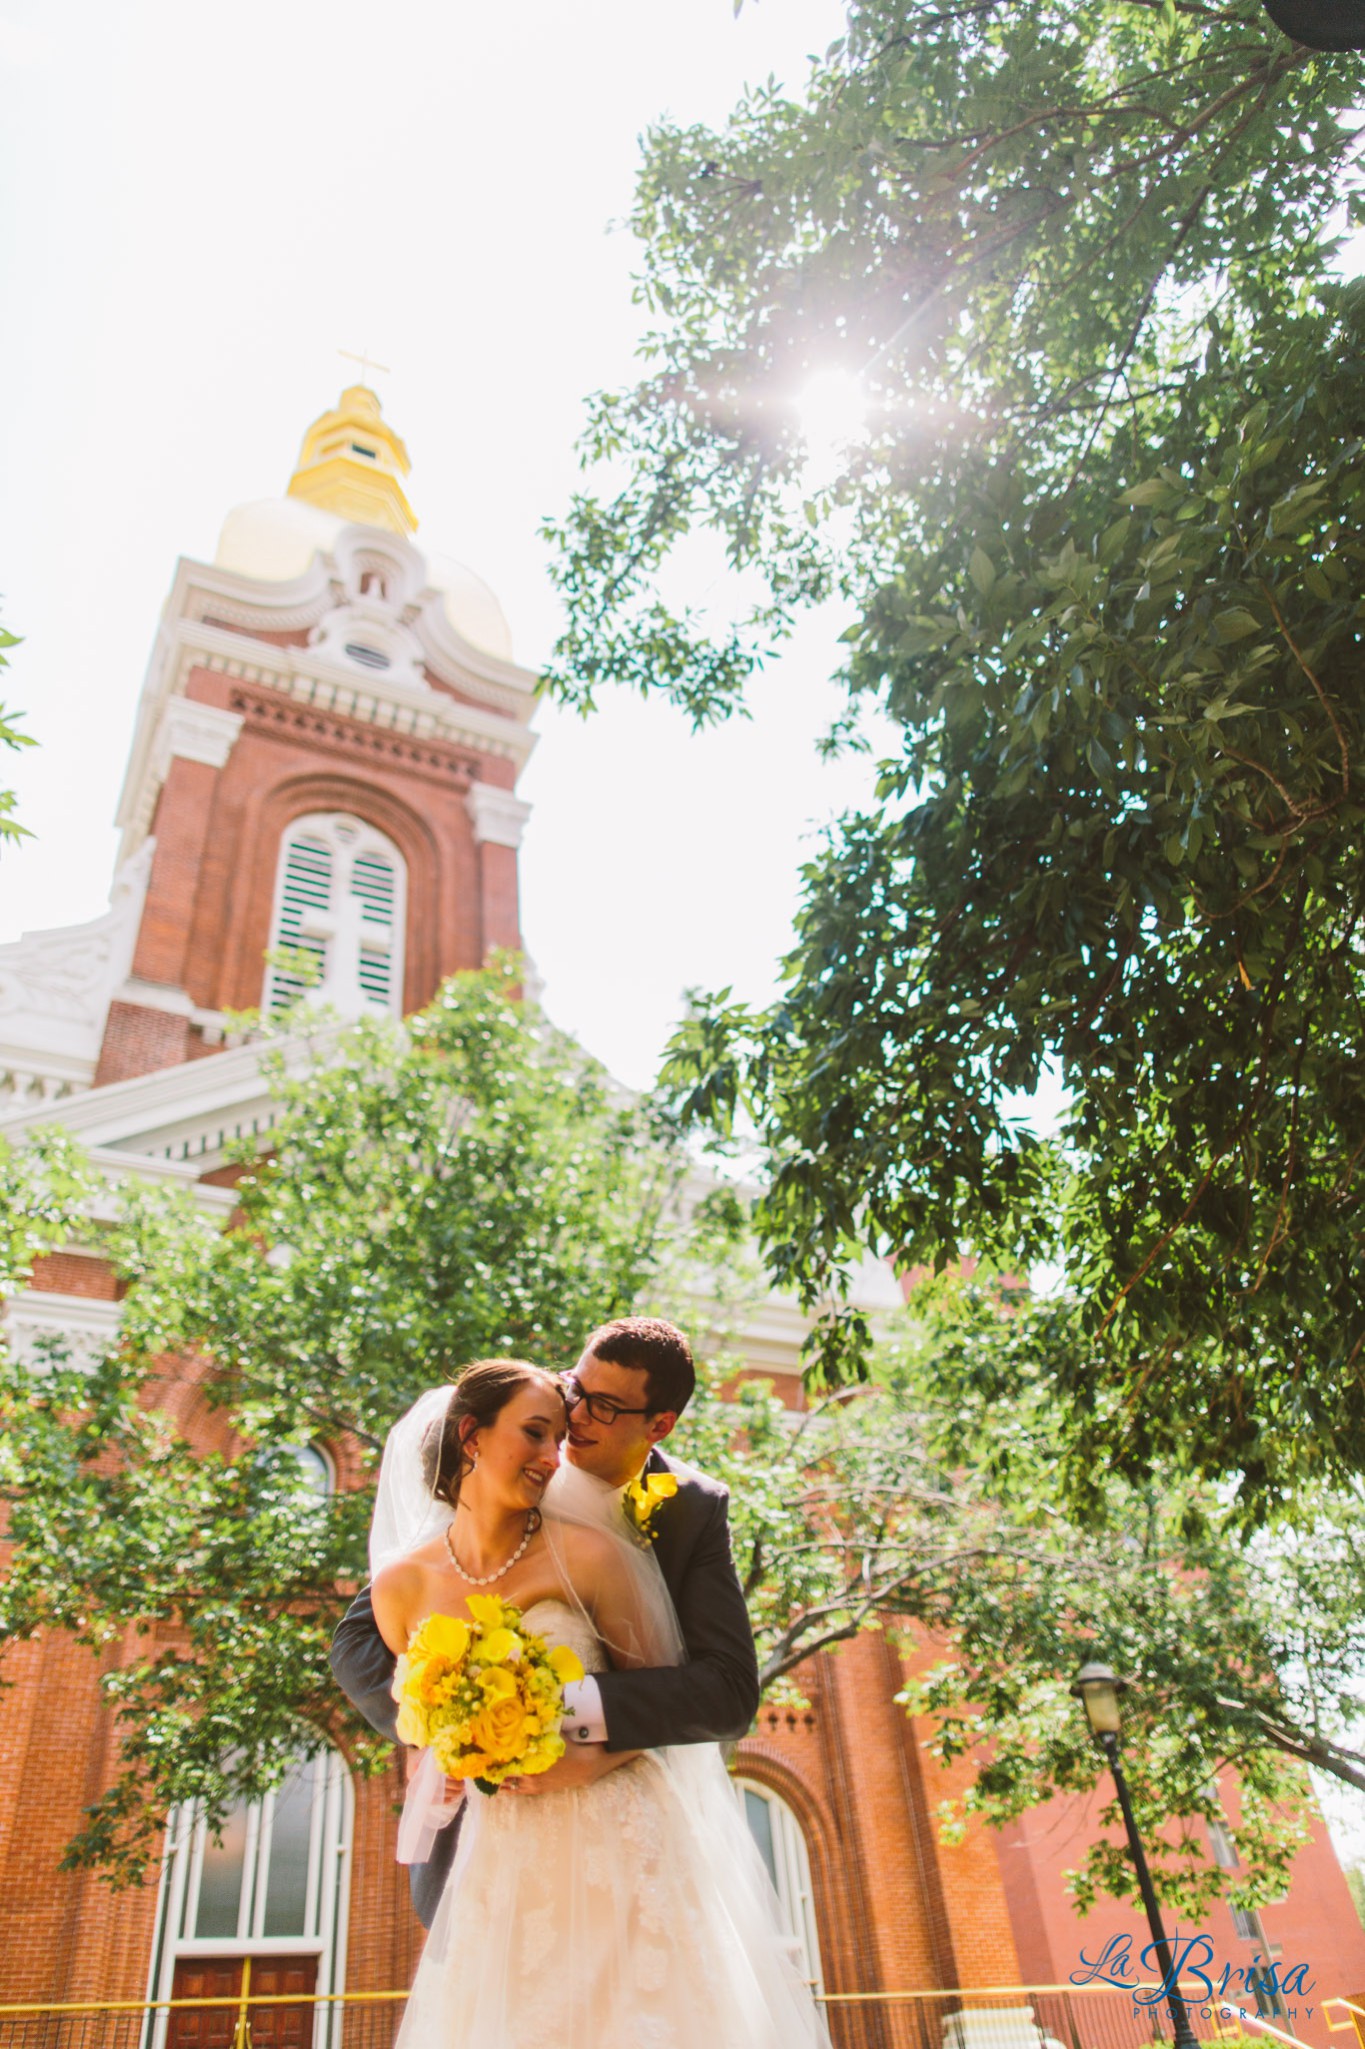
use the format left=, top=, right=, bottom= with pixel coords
left=0, top=622, right=35, bottom=848
left=677, top=1273, right=1365, bottom=1918
left=5, top=1057, right=1359, bottom=1916
left=0, top=968, right=718, bottom=1884
left=546, top=0, right=1365, bottom=1497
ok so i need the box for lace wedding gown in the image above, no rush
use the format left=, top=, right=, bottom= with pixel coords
left=395, top=1598, right=830, bottom=2049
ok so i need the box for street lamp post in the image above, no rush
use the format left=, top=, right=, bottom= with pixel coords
left=1071, top=1664, right=1201, bottom=2049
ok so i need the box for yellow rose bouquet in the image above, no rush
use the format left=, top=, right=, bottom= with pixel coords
left=392, top=1593, right=586, bottom=1795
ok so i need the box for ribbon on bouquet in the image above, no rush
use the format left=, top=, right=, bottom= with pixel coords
left=396, top=1747, right=466, bottom=1865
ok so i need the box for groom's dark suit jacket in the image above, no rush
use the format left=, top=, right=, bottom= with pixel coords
left=329, top=1444, right=760, bottom=1928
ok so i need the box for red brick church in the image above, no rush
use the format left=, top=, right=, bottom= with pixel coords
left=2, top=389, right=1363, bottom=2043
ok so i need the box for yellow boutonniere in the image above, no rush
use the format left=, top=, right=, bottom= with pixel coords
left=624, top=1469, right=679, bottom=1542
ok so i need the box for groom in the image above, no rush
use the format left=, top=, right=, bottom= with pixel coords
left=330, top=1315, right=761, bottom=1927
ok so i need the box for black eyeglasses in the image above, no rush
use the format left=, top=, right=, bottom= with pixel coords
left=561, top=1375, right=651, bottom=1427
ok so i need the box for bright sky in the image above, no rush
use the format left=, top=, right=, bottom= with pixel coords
left=0, top=0, right=880, bottom=1092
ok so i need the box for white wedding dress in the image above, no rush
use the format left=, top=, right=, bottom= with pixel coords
left=394, top=1597, right=831, bottom=2049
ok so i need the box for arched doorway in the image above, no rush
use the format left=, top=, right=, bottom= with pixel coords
left=144, top=1750, right=352, bottom=2049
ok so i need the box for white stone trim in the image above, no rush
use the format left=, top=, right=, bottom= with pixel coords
left=0, top=1034, right=279, bottom=1145
left=0, top=1044, right=94, bottom=1086
left=84, top=1149, right=239, bottom=1212
left=150, top=696, right=244, bottom=780
left=3, top=1289, right=123, bottom=1371
left=0, top=1028, right=347, bottom=1182
left=466, top=783, right=532, bottom=849
left=164, top=545, right=537, bottom=713
left=115, top=977, right=196, bottom=1017
left=117, top=617, right=539, bottom=863
left=0, top=1046, right=95, bottom=1108
left=0, top=841, right=155, bottom=1081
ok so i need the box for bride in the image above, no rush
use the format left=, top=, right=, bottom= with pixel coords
left=370, top=1357, right=831, bottom=2049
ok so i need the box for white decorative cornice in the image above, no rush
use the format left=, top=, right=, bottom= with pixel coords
left=117, top=612, right=539, bottom=865
left=0, top=1026, right=343, bottom=1181
left=0, top=1047, right=94, bottom=1108
left=0, top=841, right=155, bottom=1080
left=413, top=594, right=538, bottom=720
left=3, top=1290, right=123, bottom=1372
left=466, top=783, right=533, bottom=850
left=150, top=696, right=244, bottom=780
left=0, top=1035, right=274, bottom=1158
left=167, top=548, right=538, bottom=719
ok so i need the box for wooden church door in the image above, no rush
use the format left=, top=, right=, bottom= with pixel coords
left=167, top=1955, right=319, bottom=2049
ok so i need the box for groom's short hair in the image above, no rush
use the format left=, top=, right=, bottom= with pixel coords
left=583, top=1317, right=695, bottom=1417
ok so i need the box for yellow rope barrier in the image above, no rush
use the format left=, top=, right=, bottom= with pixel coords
left=0, top=1979, right=1281, bottom=2019
left=809, top=1982, right=1226, bottom=2006
left=0, top=1991, right=409, bottom=2018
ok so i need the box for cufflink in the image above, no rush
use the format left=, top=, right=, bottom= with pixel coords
left=576, top=1726, right=590, bottom=1740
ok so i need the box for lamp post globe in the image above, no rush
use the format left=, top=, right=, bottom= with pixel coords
left=1071, top=1663, right=1200, bottom=2049
left=1071, top=1663, right=1127, bottom=1738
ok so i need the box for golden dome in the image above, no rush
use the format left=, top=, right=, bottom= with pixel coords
left=286, top=384, right=417, bottom=535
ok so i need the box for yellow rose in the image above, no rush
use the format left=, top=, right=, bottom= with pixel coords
left=468, top=1692, right=529, bottom=1763
left=396, top=1697, right=429, bottom=1747
left=547, top=1643, right=586, bottom=1685
left=414, top=1613, right=471, bottom=1663
left=417, top=1664, right=451, bottom=1704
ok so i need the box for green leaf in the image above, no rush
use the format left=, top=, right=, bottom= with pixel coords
left=1212, top=608, right=1261, bottom=642
left=969, top=547, right=997, bottom=596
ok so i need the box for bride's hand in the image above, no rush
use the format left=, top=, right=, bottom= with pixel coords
left=504, top=1745, right=641, bottom=1796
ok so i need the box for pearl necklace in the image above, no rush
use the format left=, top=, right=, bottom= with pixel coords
left=445, top=1512, right=535, bottom=1586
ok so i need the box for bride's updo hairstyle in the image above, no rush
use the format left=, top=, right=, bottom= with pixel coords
left=422, top=1358, right=566, bottom=1511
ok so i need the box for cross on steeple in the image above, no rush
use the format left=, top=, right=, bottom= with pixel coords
left=338, top=346, right=392, bottom=387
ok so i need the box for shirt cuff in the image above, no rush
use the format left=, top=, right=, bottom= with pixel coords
left=561, top=1676, right=607, bottom=1744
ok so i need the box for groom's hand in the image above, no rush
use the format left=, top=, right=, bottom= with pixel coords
left=505, top=1746, right=640, bottom=1796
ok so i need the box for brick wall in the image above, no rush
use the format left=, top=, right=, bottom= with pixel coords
left=94, top=1000, right=193, bottom=1086
left=27, top=1252, right=121, bottom=1299
left=177, top=668, right=505, bottom=1018
left=999, top=1777, right=1365, bottom=2049
left=93, top=667, right=526, bottom=1086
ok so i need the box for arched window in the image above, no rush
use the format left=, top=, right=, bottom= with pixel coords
left=736, top=1778, right=824, bottom=1993
left=263, top=813, right=406, bottom=1020
left=145, top=1751, right=352, bottom=2048
left=254, top=1440, right=335, bottom=1504
left=287, top=1442, right=335, bottom=1499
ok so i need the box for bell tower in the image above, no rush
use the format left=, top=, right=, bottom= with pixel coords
left=92, top=387, right=537, bottom=1086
